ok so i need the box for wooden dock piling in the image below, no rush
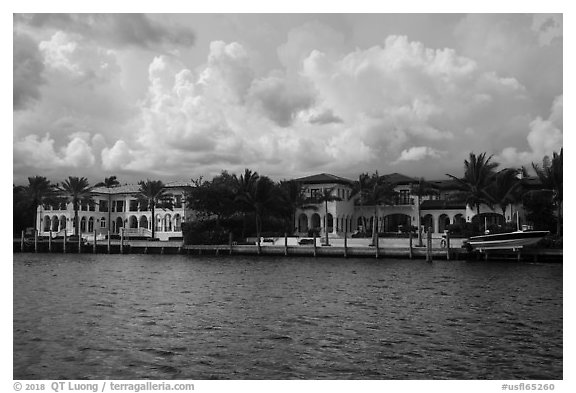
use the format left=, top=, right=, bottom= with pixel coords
left=229, top=232, right=233, bottom=255
left=93, top=231, right=97, bottom=254
left=344, top=231, right=348, bottom=258
left=284, top=233, right=288, bottom=256
left=107, top=230, right=111, bottom=254
left=313, top=233, right=317, bottom=257
left=120, top=228, right=124, bottom=254
left=426, top=228, right=432, bottom=262
left=78, top=232, right=82, bottom=254
left=409, top=231, right=413, bottom=259
left=21, top=230, right=25, bottom=252
left=34, top=230, right=38, bottom=253
left=445, top=232, right=451, bottom=261
left=63, top=230, right=67, bottom=253
left=49, top=230, right=52, bottom=252
left=375, top=234, right=379, bottom=259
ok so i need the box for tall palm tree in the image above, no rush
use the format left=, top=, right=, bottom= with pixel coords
left=349, top=172, right=370, bottom=232
left=486, top=168, right=523, bottom=223
left=233, top=169, right=260, bottom=238
left=363, top=172, right=398, bottom=246
left=314, top=187, right=342, bottom=245
left=59, top=176, right=92, bottom=236
left=94, top=176, right=120, bottom=235
left=17, top=176, right=55, bottom=233
left=447, top=152, right=499, bottom=217
left=410, top=178, right=439, bottom=246
left=532, top=148, right=563, bottom=235
left=137, top=180, right=171, bottom=239
left=234, top=175, right=281, bottom=241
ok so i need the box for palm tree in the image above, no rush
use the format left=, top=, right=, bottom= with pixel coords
left=137, top=180, right=171, bottom=239
left=314, top=187, right=342, bottom=245
left=234, top=175, right=281, bottom=241
left=17, top=176, right=55, bottom=233
left=94, top=176, right=120, bottom=235
left=532, top=148, right=563, bottom=235
left=349, top=173, right=370, bottom=232
left=486, top=168, right=523, bottom=225
left=447, top=152, right=499, bottom=217
left=59, top=176, right=92, bottom=236
left=363, top=172, right=398, bottom=246
left=410, top=178, right=439, bottom=246
left=233, top=169, right=260, bottom=238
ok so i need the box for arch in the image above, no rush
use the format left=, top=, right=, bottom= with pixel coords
left=383, top=213, right=411, bottom=233
left=139, top=215, right=148, bottom=229
left=454, top=214, right=465, bottom=226
left=326, top=213, right=333, bottom=233
left=115, top=217, right=123, bottom=234
left=311, top=213, right=321, bottom=230
left=128, top=215, right=138, bottom=229
left=438, top=214, right=450, bottom=233
left=174, top=214, right=182, bottom=232
left=164, top=214, right=172, bottom=231
left=43, top=215, right=51, bottom=232
left=51, top=215, right=59, bottom=232
left=298, top=214, right=309, bottom=233
left=59, top=215, right=66, bottom=232
left=88, top=217, right=95, bottom=232
left=422, top=214, right=434, bottom=233
left=80, top=216, right=87, bottom=232
left=156, top=214, right=162, bottom=232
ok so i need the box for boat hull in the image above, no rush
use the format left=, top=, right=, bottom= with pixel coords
left=467, top=231, right=549, bottom=251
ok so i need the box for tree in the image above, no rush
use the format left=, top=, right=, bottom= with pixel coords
left=485, top=168, right=523, bottom=227
left=410, top=178, right=439, bottom=246
left=313, top=187, right=341, bottom=245
left=59, top=176, right=92, bottom=236
left=234, top=175, right=282, bottom=241
left=279, top=179, right=318, bottom=235
left=532, top=148, right=563, bottom=235
left=15, top=176, right=56, bottom=233
left=233, top=169, right=260, bottom=238
left=94, top=176, right=121, bottom=235
left=362, top=172, right=398, bottom=246
left=137, top=180, right=172, bottom=239
left=447, top=152, right=499, bottom=218
left=349, top=173, right=370, bottom=232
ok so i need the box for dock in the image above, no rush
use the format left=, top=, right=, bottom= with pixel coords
left=12, top=237, right=562, bottom=262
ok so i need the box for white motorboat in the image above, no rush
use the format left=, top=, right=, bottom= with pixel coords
left=466, top=230, right=549, bottom=251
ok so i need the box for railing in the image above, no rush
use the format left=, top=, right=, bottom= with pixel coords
left=123, top=228, right=152, bottom=238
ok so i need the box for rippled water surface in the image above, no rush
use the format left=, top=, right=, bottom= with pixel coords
left=13, top=253, right=562, bottom=379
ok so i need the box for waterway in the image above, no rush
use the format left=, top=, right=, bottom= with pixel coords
left=13, top=253, right=562, bottom=379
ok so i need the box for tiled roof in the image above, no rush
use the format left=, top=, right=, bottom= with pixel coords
left=379, top=173, right=417, bottom=185
left=293, top=173, right=354, bottom=185
left=91, top=181, right=193, bottom=195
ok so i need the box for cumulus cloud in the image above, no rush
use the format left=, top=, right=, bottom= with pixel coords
left=13, top=32, right=44, bottom=110
left=14, top=132, right=96, bottom=169
left=499, top=95, right=562, bottom=165
left=531, top=14, right=563, bottom=46
left=16, top=14, right=195, bottom=49
left=394, top=146, right=444, bottom=163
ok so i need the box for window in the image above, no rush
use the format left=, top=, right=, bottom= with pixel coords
left=175, top=195, right=182, bottom=208
left=100, top=218, right=106, bottom=228
left=129, top=200, right=138, bottom=212
left=116, top=201, right=124, bottom=212
left=310, top=188, right=321, bottom=199
left=398, top=190, right=411, bottom=205
left=99, top=200, right=108, bottom=212
left=81, top=201, right=88, bottom=211
left=88, top=200, right=95, bottom=212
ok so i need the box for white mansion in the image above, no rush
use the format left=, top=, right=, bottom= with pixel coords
left=35, top=173, right=530, bottom=240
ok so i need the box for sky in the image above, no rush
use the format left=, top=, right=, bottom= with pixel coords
left=12, top=12, right=563, bottom=185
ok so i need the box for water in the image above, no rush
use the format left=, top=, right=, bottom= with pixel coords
left=13, top=253, right=562, bottom=380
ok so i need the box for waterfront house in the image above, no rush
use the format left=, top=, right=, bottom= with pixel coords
left=36, top=181, right=194, bottom=241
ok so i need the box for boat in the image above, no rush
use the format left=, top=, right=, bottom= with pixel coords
left=465, top=230, right=549, bottom=251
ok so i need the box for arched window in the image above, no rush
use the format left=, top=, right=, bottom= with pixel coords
left=100, top=217, right=106, bottom=228
left=43, top=215, right=51, bottom=232
left=88, top=217, right=94, bottom=232
left=164, top=214, right=172, bottom=231
left=174, top=214, right=181, bottom=231
left=298, top=214, right=308, bottom=233
left=139, top=215, right=148, bottom=229
left=80, top=217, right=87, bottom=232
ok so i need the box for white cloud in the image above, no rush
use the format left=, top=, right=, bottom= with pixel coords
left=498, top=95, right=562, bottom=166
left=394, top=146, right=444, bottom=163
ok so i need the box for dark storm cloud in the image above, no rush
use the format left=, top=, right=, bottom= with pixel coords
left=15, top=14, right=195, bottom=49
left=13, top=32, right=45, bottom=110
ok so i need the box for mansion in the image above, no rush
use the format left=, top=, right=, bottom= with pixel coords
left=35, top=173, right=533, bottom=240
left=36, top=182, right=193, bottom=241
